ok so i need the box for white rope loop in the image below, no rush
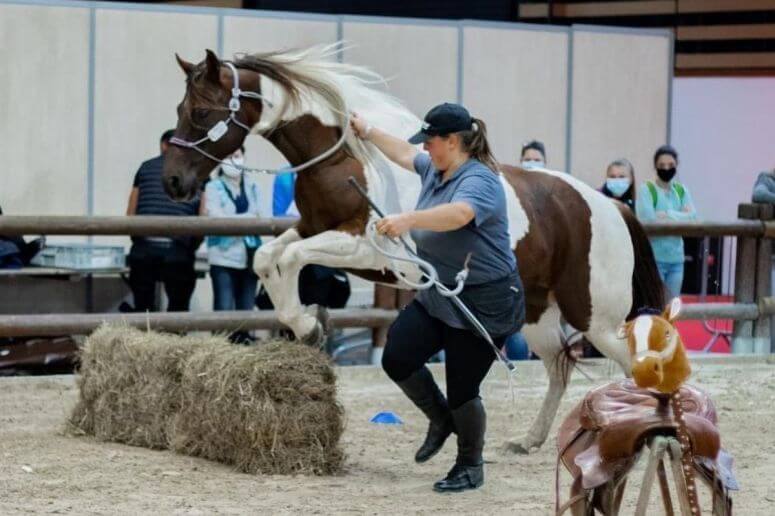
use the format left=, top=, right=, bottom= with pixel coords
left=365, top=220, right=469, bottom=297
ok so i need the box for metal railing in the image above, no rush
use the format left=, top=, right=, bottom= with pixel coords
left=0, top=215, right=769, bottom=238
left=0, top=211, right=773, bottom=353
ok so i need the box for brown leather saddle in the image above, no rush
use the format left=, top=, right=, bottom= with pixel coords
left=557, top=379, right=737, bottom=499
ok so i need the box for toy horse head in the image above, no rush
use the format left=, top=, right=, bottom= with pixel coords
left=617, top=298, right=691, bottom=393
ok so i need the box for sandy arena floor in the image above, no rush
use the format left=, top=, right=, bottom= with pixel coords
left=1, top=355, right=773, bottom=515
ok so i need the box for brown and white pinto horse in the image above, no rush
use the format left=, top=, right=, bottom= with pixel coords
left=163, top=45, right=664, bottom=453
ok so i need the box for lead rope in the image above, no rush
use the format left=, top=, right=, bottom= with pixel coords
left=366, top=221, right=520, bottom=404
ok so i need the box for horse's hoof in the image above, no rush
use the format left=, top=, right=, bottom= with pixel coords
left=502, top=440, right=532, bottom=455
left=299, top=321, right=327, bottom=349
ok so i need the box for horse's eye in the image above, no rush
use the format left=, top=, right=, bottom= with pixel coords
left=192, top=108, right=209, bottom=121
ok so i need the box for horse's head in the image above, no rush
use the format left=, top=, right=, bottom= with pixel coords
left=617, top=298, right=691, bottom=393
left=163, top=50, right=266, bottom=201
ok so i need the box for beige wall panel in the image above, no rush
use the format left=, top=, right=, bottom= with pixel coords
left=93, top=9, right=217, bottom=224
left=223, top=15, right=337, bottom=56
left=570, top=30, right=670, bottom=187
left=223, top=16, right=338, bottom=217
left=462, top=26, right=569, bottom=169
left=342, top=22, right=458, bottom=117
left=0, top=4, right=89, bottom=216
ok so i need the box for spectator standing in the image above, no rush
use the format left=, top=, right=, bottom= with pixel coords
left=126, top=130, right=200, bottom=312
left=201, top=146, right=263, bottom=344
left=636, top=145, right=697, bottom=299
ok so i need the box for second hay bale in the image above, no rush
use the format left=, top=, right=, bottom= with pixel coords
left=173, top=340, right=344, bottom=475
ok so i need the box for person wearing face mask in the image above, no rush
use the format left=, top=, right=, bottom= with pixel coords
left=350, top=103, right=525, bottom=493
left=600, top=158, right=636, bottom=212
left=201, top=146, right=263, bottom=344
left=519, top=140, right=546, bottom=170
left=635, top=145, right=697, bottom=300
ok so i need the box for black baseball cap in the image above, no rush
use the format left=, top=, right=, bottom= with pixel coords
left=408, top=103, right=474, bottom=144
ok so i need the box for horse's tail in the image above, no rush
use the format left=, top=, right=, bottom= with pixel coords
left=618, top=204, right=665, bottom=319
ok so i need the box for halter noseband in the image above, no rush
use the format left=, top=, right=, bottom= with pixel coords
left=169, top=62, right=274, bottom=172
left=169, top=61, right=350, bottom=176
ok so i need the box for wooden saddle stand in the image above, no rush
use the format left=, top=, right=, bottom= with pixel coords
left=556, top=379, right=738, bottom=515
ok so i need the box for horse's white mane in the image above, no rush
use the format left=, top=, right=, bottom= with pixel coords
left=241, top=42, right=421, bottom=171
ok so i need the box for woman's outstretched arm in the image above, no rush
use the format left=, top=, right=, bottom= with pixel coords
left=350, top=112, right=419, bottom=172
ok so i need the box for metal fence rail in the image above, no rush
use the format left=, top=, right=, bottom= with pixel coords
left=0, top=216, right=770, bottom=238
left=1, top=302, right=773, bottom=338
left=0, top=309, right=398, bottom=338
left=0, top=216, right=295, bottom=237
left=1, top=214, right=774, bottom=353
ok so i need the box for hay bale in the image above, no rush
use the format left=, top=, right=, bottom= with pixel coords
left=68, top=325, right=344, bottom=475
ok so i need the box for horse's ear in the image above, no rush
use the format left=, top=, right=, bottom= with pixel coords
left=663, top=297, right=682, bottom=322
left=204, top=49, right=221, bottom=83
left=175, top=54, right=195, bottom=76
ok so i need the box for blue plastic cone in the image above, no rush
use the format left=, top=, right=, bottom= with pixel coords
left=369, top=411, right=403, bottom=425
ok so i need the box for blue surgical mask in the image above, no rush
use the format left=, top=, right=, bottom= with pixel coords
left=521, top=160, right=545, bottom=170
left=606, top=177, right=631, bottom=198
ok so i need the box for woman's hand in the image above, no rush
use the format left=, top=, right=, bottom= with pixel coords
left=350, top=113, right=418, bottom=171
left=376, top=213, right=415, bottom=238
left=350, top=112, right=371, bottom=140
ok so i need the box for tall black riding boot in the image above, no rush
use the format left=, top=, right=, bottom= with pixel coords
left=396, top=367, right=455, bottom=463
left=433, top=397, right=485, bottom=493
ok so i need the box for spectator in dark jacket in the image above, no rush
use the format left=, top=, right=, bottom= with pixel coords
left=125, top=130, right=201, bottom=312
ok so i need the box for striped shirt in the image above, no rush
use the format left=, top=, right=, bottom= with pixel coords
left=133, top=155, right=200, bottom=217
left=132, top=155, right=200, bottom=250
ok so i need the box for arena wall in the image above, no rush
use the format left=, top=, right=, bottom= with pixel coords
left=0, top=0, right=673, bottom=308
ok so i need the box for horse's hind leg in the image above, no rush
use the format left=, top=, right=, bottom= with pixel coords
left=504, top=303, right=570, bottom=454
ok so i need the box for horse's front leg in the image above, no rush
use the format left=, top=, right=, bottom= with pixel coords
left=253, top=227, right=302, bottom=312
left=272, top=229, right=394, bottom=346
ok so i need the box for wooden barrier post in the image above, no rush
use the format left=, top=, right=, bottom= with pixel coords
left=732, top=204, right=760, bottom=353
left=754, top=204, right=774, bottom=354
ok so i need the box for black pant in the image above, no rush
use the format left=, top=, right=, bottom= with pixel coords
left=128, top=243, right=196, bottom=312
left=382, top=300, right=505, bottom=410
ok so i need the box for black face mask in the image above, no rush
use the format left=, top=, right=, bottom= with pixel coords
left=657, top=167, right=676, bottom=182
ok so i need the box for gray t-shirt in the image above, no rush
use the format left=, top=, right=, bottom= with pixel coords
left=410, top=153, right=517, bottom=329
